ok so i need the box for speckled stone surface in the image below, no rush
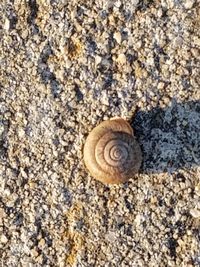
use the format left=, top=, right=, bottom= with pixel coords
left=0, top=0, right=200, bottom=266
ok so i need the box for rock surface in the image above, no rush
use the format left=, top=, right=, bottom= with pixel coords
left=0, top=0, right=200, bottom=266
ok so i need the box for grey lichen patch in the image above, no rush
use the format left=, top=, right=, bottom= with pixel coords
left=133, top=100, right=200, bottom=173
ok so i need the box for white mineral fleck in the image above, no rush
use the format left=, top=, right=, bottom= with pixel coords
left=105, top=231, right=116, bottom=242
left=101, top=91, right=109, bottom=106
left=95, top=55, right=102, bottom=66
left=114, top=0, right=121, bottom=8
left=18, top=128, right=25, bottom=138
left=4, top=18, right=10, bottom=31
left=38, top=238, right=46, bottom=248
left=157, top=9, right=163, bottom=17
left=1, top=235, right=8, bottom=244
left=132, top=0, right=140, bottom=5
left=194, top=37, right=200, bottom=47
left=65, top=58, right=72, bottom=68
left=174, top=36, right=183, bottom=47
left=184, top=0, right=195, bottom=9
left=113, top=32, right=122, bottom=44
left=190, top=209, right=200, bottom=218
left=135, top=214, right=141, bottom=226
left=117, top=53, right=126, bottom=65
left=136, top=90, right=143, bottom=98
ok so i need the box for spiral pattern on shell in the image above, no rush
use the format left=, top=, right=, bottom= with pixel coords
left=83, top=118, right=142, bottom=184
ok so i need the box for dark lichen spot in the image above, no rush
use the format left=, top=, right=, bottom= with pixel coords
left=87, top=39, right=97, bottom=54
left=126, top=53, right=138, bottom=64
left=74, top=84, right=84, bottom=101
left=167, top=207, right=175, bottom=217
left=9, top=15, right=18, bottom=30
left=175, top=220, right=186, bottom=237
left=13, top=212, right=24, bottom=227
left=175, top=173, right=186, bottom=182
left=27, top=0, right=39, bottom=25
left=167, top=237, right=178, bottom=259
left=124, top=196, right=134, bottom=212
left=125, top=224, right=133, bottom=237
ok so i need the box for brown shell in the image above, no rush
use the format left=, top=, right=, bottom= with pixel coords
left=83, top=118, right=142, bottom=184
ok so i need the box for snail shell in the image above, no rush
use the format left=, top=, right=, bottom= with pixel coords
left=83, top=118, right=142, bottom=184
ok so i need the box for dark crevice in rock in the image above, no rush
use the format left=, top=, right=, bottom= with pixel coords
left=37, top=43, right=62, bottom=98
left=27, top=0, right=39, bottom=33
left=4, top=4, right=18, bottom=30
left=9, top=14, right=18, bottom=30
left=0, top=119, right=10, bottom=161
left=27, top=0, right=38, bottom=24
left=74, top=84, right=84, bottom=101
left=137, top=0, right=155, bottom=12
left=167, top=236, right=178, bottom=259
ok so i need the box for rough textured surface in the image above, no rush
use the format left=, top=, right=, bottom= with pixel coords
left=0, top=0, right=200, bottom=266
